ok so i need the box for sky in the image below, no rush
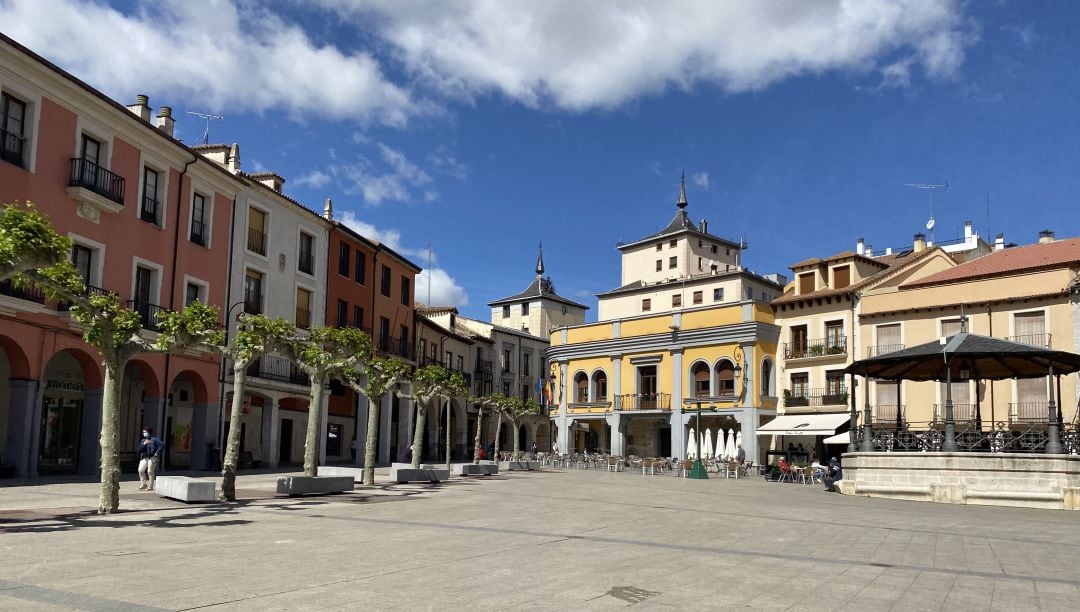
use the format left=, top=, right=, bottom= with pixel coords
left=3, top=0, right=1078, bottom=322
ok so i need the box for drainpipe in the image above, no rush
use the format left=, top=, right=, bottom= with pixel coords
left=160, top=153, right=197, bottom=469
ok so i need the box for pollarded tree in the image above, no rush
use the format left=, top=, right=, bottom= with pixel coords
left=0, top=202, right=73, bottom=281
left=471, top=392, right=508, bottom=463
left=409, top=365, right=468, bottom=468
left=290, top=326, right=373, bottom=477
left=337, top=356, right=411, bottom=485
left=214, top=314, right=297, bottom=501
left=505, top=397, right=543, bottom=456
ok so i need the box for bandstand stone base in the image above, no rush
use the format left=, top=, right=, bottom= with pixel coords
left=841, top=452, right=1080, bottom=510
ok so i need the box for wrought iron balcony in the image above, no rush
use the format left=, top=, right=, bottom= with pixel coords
left=784, top=337, right=847, bottom=359
left=126, top=299, right=168, bottom=332
left=614, top=392, right=671, bottom=411
left=933, top=403, right=977, bottom=421
left=189, top=220, right=207, bottom=246
left=871, top=404, right=906, bottom=427
left=1006, top=333, right=1051, bottom=348
left=783, top=387, right=848, bottom=408
left=247, top=228, right=266, bottom=255
left=866, top=344, right=905, bottom=357
left=1010, top=402, right=1050, bottom=423
left=1, top=128, right=24, bottom=168
left=0, top=279, right=45, bottom=304
left=57, top=284, right=112, bottom=311
left=69, top=157, right=125, bottom=205
left=377, top=336, right=413, bottom=359
left=246, top=354, right=309, bottom=386
left=298, top=251, right=314, bottom=275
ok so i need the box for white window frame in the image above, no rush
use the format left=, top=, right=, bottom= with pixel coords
left=296, top=228, right=316, bottom=278
left=182, top=274, right=210, bottom=307
left=243, top=263, right=269, bottom=315
left=0, top=76, right=42, bottom=172
left=66, top=232, right=107, bottom=289
left=187, top=180, right=213, bottom=249
left=294, top=281, right=317, bottom=329
left=1008, top=308, right=1049, bottom=341
left=135, top=153, right=170, bottom=228
left=73, top=116, right=114, bottom=170
left=245, top=201, right=271, bottom=261
left=130, top=256, right=164, bottom=306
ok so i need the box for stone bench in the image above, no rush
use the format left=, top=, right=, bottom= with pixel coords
left=389, top=466, right=449, bottom=483
left=317, top=466, right=365, bottom=483
left=276, top=476, right=354, bottom=496
left=499, top=460, right=540, bottom=471
left=155, top=476, right=216, bottom=502
left=453, top=463, right=499, bottom=476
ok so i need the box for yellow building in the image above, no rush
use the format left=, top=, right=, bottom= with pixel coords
left=548, top=177, right=782, bottom=461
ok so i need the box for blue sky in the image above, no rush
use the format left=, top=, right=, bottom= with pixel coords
left=4, top=1, right=1078, bottom=321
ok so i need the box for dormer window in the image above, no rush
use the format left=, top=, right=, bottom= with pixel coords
left=833, top=265, right=851, bottom=289
left=798, top=272, right=814, bottom=294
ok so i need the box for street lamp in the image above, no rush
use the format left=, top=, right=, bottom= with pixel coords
left=683, top=398, right=714, bottom=479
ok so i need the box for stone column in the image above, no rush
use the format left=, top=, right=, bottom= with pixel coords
left=317, top=390, right=330, bottom=465
left=670, top=349, right=684, bottom=460
left=78, top=389, right=104, bottom=476
left=607, top=412, right=624, bottom=457
left=377, top=394, right=392, bottom=465
left=190, top=402, right=215, bottom=470
left=397, top=396, right=414, bottom=462
left=556, top=360, right=569, bottom=453
left=4, top=380, right=39, bottom=478
left=261, top=400, right=280, bottom=468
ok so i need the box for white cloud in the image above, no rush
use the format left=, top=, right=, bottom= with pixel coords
left=318, top=0, right=974, bottom=110
left=416, top=268, right=469, bottom=307
left=294, top=169, right=331, bottom=189
left=692, top=172, right=709, bottom=190
left=0, top=0, right=417, bottom=126
left=333, top=143, right=433, bottom=205
left=337, top=211, right=432, bottom=262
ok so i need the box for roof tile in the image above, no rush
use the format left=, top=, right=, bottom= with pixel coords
left=905, top=236, right=1080, bottom=287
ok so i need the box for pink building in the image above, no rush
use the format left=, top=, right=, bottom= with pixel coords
left=0, top=34, right=237, bottom=477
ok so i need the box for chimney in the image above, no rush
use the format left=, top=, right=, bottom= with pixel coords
left=227, top=143, right=240, bottom=174
left=995, top=233, right=1005, bottom=251
left=964, top=220, right=973, bottom=242
left=856, top=237, right=865, bottom=256
left=885, top=247, right=893, bottom=255
left=1039, top=229, right=1055, bottom=244
left=864, top=244, right=873, bottom=257
left=699, top=219, right=708, bottom=233
left=323, top=198, right=333, bottom=221
left=155, top=106, right=174, bottom=137
left=253, top=173, right=285, bottom=193
left=913, top=233, right=927, bottom=252
left=127, top=94, right=151, bottom=122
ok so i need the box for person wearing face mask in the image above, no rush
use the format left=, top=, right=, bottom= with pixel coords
left=137, top=427, right=164, bottom=491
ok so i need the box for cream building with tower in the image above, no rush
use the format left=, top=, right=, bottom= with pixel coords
left=548, top=176, right=783, bottom=462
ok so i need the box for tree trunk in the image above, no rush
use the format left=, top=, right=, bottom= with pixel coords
left=411, top=400, right=428, bottom=468
left=362, top=391, right=381, bottom=485
left=512, top=418, right=521, bottom=455
left=302, top=373, right=326, bottom=477
left=445, top=399, right=451, bottom=472
left=97, top=359, right=123, bottom=514
left=493, top=410, right=503, bottom=459
left=473, top=406, right=483, bottom=464
left=220, top=363, right=247, bottom=501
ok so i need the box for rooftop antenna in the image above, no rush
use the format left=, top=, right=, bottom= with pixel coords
left=905, top=182, right=948, bottom=242
left=185, top=111, right=224, bottom=145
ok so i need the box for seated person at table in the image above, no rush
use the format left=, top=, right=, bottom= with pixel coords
left=824, top=457, right=843, bottom=492
left=778, top=456, right=789, bottom=478
left=811, top=458, right=825, bottom=481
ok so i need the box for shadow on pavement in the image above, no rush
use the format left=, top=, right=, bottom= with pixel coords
left=0, top=505, right=253, bottom=534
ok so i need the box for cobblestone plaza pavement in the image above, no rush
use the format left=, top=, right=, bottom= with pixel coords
left=2, top=468, right=1079, bottom=611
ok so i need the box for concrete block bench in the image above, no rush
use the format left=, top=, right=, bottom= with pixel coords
left=155, top=476, right=216, bottom=502
left=276, top=476, right=354, bottom=496
left=453, top=463, right=499, bottom=476
left=317, top=466, right=365, bottom=482
left=389, top=466, right=449, bottom=483
left=499, top=460, right=540, bottom=471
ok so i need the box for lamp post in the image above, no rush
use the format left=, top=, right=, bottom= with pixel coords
left=216, top=300, right=250, bottom=467
left=685, top=399, right=712, bottom=479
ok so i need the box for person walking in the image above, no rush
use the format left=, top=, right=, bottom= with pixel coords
left=137, top=427, right=164, bottom=491
left=824, top=457, right=843, bottom=492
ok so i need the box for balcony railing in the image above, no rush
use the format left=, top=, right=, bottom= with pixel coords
left=1, top=128, right=24, bottom=168
left=1010, top=402, right=1049, bottom=423
left=0, top=279, right=45, bottom=304
left=784, top=337, right=847, bottom=359
left=614, top=393, right=671, bottom=411
left=298, top=251, right=314, bottom=275
left=295, top=307, right=311, bottom=330
left=126, top=300, right=167, bottom=332
left=189, top=219, right=207, bottom=246
left=247, top=228, right=266, bottom=255
left=57, top=284, right=112, bottom=311
left=1006, top=333, right=1051, bottom=348
left=140, top=196, right=159, bottom=224
left=377, top=336, right=413, bottom=359
left=866, top=344, right=905, bottom=357
left=783, top=387, right=848, bottom=408
left=246, top=355, right=309, bottom=386
left=871, top=404, right=906, bottom=426
left=69, top=157, right=125, bottom=205
left=933, top=403, right=977, bottom=421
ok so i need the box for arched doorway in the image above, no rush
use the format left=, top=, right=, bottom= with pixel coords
left=166, top=370, right=209, bottom=469
left=0, top=335, right=32, bottom=476
left=120, top=360, right=161, bottom=461
left=39, top=350, right=99, bottom=474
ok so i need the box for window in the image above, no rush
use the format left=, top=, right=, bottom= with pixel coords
left=418, top=338, right=427, bottom=360
left=247, top=208, right=266, bottom=255
left=354, top=251, right=366, bottom=284
left=745, top=287, right=753, bottom=299
left=574, top=372, right=588, bottom=402
left=522, top=302, right=530, bottom=316
left=71, top=245, right=93, bottom=287
left=790, top=325, right=808, bottom=357
left=400, top=325, right=409, bottom=355
left=692, top=291, right=703, bottom=305
left=669, top=239, right=677, bottom=248
left=874, top=382, right=899, bottom=422
left=1, top=93, right=27, bottom=167
left=140, top=167, right=159, bottom=224
left=502, top=305, right=510, bottom=318
left=716, top=361, right=735, bottom=395
left=1016, top=377, right=1047, bottom=420
left=692, top=362, right=710, bottom=398
left=672, top=294, right=681, bottom=307
left=185, top=282, right=201, bottom=307
left=457, top=355, right=464, bottom=371
left=592, top=371, right=607, bottom=401
left=338, top=243, right=350, bottom=277
left=642, top=298, right=651, bottom=312
left=134, top=266, right=154, bottom=311
left=1013, top=312, right=1046, bottom=346
left=502, top=382, right=511, bottom=396
left=352, top=305, right=363, bottom=329
left=941, top=318, right=962, bottom=337
left=833, top=265, right=851, bottom=289
left=655, top=260, right=662, bottom=271
left=698, top=257, right=702, bottom=271
left=190, top=193, right=207, bottom=246
left=760, top=358, right=774, bottom=397
left=711, top=245, right=717, bottom=254
left=503, top=349, right=512, bottom=372
left=790, top=372, right=809, bottom=399
left=295, top=288, right=312, bottom=329
left=798, top=272, right=814, bottom=294
left=401, top=275, right=410, bottom=306
left=669, top=256, right=677, bottom=269
left=874, top=324, right=902, bottom=356
left=244, top=270, right=263, bottom=314
left=655, top=243, right=662, bottom=251
left=825, top=320, right=844, bottom=352
left=445, top=350, right=452, bottom=367
left=380, top=265, right=391, bottom=297
left=298, top=232, right=314, bottom=275
left=713, top=287, right=724, bottom=301
left=82, top=134, right=101, bottom=165
left=378, top=317, right=390, bottom=348
left=336, top=299, right=348, bottom=327
left=825, top=370, right=845, bottom=398
left=938, top=380, right=971, bottom=420
left=523, top=353, right=531, bottom=374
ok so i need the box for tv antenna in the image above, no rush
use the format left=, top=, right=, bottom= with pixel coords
left=185, top=111, right=224, bottom=145
left=905, top=182, right=948, bottom=238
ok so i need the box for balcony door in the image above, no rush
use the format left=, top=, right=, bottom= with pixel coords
left=790, top=325, right=807, bottom=356
left=638, top=366, right=657, bottom=408
left=71, top=245, right=92, bottom=287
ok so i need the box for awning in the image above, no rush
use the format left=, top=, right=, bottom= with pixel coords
left=823, top=431, right=849, bottom=445
left=756, top=413, right=851, bottom=437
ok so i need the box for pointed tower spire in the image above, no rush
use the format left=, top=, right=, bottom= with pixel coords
left=677, top=170, right=688, bottom=209
left=535, top=241, right=545, bottom=277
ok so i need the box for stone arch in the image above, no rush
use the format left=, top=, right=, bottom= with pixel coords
left=572, top=370, right=588, bottom=403
left=126, top=359, right=161, bottom=399
left=39, top=349, right=100, bottom=474
left=713, top=357, right=737, bottom=396
left=169, top=369, right=209, bottom=405
left=589, top=368, right=608, bottom=402
left=688, top=359, right=711, bottom=398
left=0, top=334, right=31, bottom=380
